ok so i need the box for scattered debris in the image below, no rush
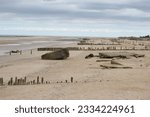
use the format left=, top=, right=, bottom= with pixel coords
left=96, top=59, right=112, bottom=62
left=85, top=53, right=94, bottom=59
left=10, top=50, right=21, bottom=53
left=100, top=65, right=132, bottom=69
left=99, top=52, right=145, bottom=59
left=111, top=59, right=122, bottom=65
left=9, top=50, right=22, bottom=55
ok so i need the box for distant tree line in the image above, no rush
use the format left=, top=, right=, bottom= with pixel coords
left=118, top=35, right=150, bottom=41
left=140, top=35, right=150, bottom=38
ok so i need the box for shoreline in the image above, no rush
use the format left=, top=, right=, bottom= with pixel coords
left=0, top=36, right=77, bottom=56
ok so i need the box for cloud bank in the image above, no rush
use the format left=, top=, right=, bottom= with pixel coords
left=0, top=0, right=150, bottom=37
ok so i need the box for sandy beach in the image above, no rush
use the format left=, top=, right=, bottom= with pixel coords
left=0, top=37, right=150, bottom=99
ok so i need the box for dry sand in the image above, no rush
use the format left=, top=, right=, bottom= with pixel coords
left=0, top=38, right=150, bottom=100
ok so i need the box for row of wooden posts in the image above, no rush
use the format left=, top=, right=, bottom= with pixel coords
left=0, top=77, right=74, bottom=86
left=78, top=46, right=150, bottom=50
left=37, top=46, right=150, bottom=52
left=7, top=76, right=44, bottom=85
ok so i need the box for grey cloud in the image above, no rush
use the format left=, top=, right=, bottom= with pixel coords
left=78, top=0, right=150, bottom=12
left=0, top=0, right=150, bottom=23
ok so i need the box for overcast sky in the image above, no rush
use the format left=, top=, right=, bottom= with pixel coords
left=0, top=0, right=150, bottom=37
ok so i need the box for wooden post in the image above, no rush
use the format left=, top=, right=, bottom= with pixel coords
left=0, top=78, right=3, bottom=86
left=10, top=77, right=13, bottom=85
left=71, top=77, right=73, bottom=83
left=30, top=50, right=33, bottom=55
left=20, top=78, right=24, bottom=85
left=8, top=78, right=13, bottom=85
left=37, top=76, right=40, bottom=84
left=19, top=78, right=22, bottom=85
left=8, top=81, right=10, bottom=85
left=41, top=77, right=44, bottom=84
left=18, top=79, right=21, bottom=85
left=14, top=77, right=18, bottom=85
left=33, top=80, right=35, bottom=84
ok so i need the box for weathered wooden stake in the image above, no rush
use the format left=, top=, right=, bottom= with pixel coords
left=14, top=77, right=18, bottom=85
left=0, top=78, right=3, bottom=86
left=41, top=77, right=44, bottom=84
left=33, top=80, right=35, bottom=84
left=71, top=77, right=73, bottom=83
left=10, top=77, right=13, bottom=85
left=24, top=77, right=27, bottom=85
left=19, top=78, right=22, bottom=85
left=30, top=50, right=32, bottom=54
left=8, top=78, right=12, bottom=85
left=18, top=79, right=21, bottom=85
left=37, top=76, right=40, bottom=84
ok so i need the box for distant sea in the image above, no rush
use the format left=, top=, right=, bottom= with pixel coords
left=0, top=37, right=77, bottom=56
